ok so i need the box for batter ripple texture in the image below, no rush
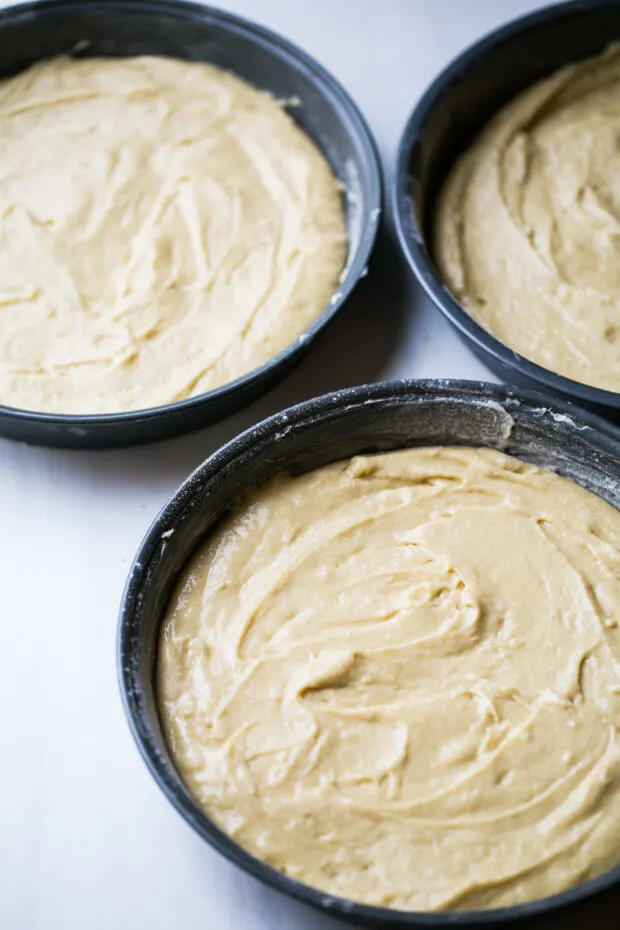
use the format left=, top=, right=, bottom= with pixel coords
left=0, top=56, right=346, bottom=414
left=435, top=44, right=620, bottom=392
left=158, top=447, right=620, bottom=911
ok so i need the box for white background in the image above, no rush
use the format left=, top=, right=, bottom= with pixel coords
left=2, top=2, right=616, bottom=929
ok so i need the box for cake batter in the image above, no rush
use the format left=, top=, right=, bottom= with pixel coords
left=0, top=56, right=346, bottom=413
left=158, top=447, right=620, bottom=911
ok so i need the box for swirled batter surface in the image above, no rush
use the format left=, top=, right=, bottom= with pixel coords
left=159, top=447, right=620, bottom=911
left=435, top=45, right=620, bottom=391
left=0, top=56, right=346, bottom=413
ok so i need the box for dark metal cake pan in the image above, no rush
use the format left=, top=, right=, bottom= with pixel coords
left=0, top=0, right=381, bottom=448
left=119, top=378, right=620, bottom=928
left=392, top=0, right=620, bottom=422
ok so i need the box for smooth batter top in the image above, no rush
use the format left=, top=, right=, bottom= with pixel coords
left=435, top=45, right=620, bottom=392
left=0, top=56, right=346, bottom=414
left=158, top=447, right=620, bottom=912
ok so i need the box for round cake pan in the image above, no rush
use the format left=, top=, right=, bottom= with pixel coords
left=392, top=0, right=620, bottom=422
left=0, top=0, right=381, bottom=448
left=119, top=378, right=620, bottom=928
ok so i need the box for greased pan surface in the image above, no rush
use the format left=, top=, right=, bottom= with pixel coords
left=0, top=0, right=381, bottom=447
left=119, top=379, right=620, bottom=928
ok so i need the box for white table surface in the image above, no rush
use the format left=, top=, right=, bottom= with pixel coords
left=5, top=2, right=618, bottom=929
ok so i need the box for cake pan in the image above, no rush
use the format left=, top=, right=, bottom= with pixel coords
left=392, top=0, right=620, bottom=422
left=0, top=0, right=381, bottom=448
left=119, top=378, right=620, bottom=929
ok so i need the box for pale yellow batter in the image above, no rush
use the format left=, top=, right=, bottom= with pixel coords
left=0, top=56, right=346, bottom=414
left=158, top=447, right=620, bottom=912
left=435, top=45, right=620, bottom=392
